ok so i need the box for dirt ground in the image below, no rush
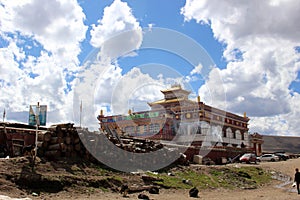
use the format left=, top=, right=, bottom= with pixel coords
left=0, top=157, right=300, bottom=200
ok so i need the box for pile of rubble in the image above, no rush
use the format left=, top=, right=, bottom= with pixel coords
left=108, top=135, right=164, bottom=153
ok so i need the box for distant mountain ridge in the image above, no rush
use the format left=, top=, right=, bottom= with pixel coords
left=262, top=135, right=300, bottom=154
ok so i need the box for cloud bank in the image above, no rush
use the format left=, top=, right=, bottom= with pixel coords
left=181, top=0, right=300, bottom=135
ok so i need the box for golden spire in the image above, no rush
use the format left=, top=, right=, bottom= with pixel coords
left=244, top=112, right=247, bottom=118
left=197, top=95, right=201, bottom=103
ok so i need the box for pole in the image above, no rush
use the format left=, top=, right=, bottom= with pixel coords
left=33, top=102, right=40, bottom=171
left=2, top=109, right=5, bottom=122
left=3, top=120, right=8, bottom=157
left=80, top=100, right=82, bottom=128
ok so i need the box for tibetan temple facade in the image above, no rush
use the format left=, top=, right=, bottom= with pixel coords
left=97, top=85, right=251, bottom=150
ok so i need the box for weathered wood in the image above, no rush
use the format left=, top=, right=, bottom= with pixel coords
left=57, top=130, right=64, bottom=138
left=37, top=141, right=44, bottom=148
left=66, top=145, right=73, bottom=152
left=74, top=143, right=81, bottom=151
left=73, top=137, right=80, bottom=144
left=142, top=175, right=163, bottom=183
left=60, top=143, right=66, bottom=152
left=42, top=141, right=48, bottom=148
left=44, top=150, right=61, bottom=157
left=48, top=143, right=64, bottom=151
left=65, top=136, right=71, bottom=145
left=50, top=137, right=63, bottom=144
left=37, top=133, right=44, bottom=141
left=44, top=132, right=52, bottom=142
left=37, top=131, right=52, bottom=142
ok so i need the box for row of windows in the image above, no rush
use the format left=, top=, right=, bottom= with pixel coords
left=123, top=122, right=245, bottom=140
left=195, top=126, right=245, bottom=140
left=175, top=112, right=247, bottom=128
left=124, top=123, right=161, bottom=134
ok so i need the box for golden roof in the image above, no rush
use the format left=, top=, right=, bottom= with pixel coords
left=148, top=97, right=195, bottom=106
left=160, top=85, right=191, bottom=94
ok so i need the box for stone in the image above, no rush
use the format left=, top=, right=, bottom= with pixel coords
left=189, top=187, right=199, bottom=198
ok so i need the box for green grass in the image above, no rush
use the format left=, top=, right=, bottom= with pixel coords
left=231, top=166, right=272, bottom=186
left=110, top=175, right=123, bottom=182
left=147, top=166, right=272, bottom=190
left=148, top=170, right=218, bottom=189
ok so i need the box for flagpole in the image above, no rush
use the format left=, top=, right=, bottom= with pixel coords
left=3, top=108, right=7, bottom=157
left=2, top=109, right=5, bottom=122
left=80, top=100, right=82, bottom=128
left=33, top=102, right=40, bottom=171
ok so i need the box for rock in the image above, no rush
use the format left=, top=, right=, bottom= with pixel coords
left=32, top=192, right=39, bottom=196
left=138, top=193, right=150, bottom=200
left=120, top=184, right=129, bottom=197
left=167, top=172, right=175, bottom=176
left=189, top=187, right=199, bottom=198
left=148, top=186, right=159, bottom=194
left=142, top=175, right=163, bottom=183
left=237, top=171, right=251, bottom=179
left=182, top=179, right=193, bottom=185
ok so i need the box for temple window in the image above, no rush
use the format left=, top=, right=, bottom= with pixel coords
left=143, top=125, right=148, bottom=133
left=149, top=123, right=160, bottom=133
left=223, top=130, right=226, bottom=137
left=196, top=126, right=202, bottom=134
left=226, top=128, right=232, bottom=138
left=125, top=126, right=134, bottom=134
left=235, top=130, right=241, bottom=139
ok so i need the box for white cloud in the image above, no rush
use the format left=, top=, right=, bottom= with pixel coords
left=182, top=0, right=300, bottom=135
left=70, top=0, right=148, bottom=130
left=190, top=63, right=203, bottom=75
left=90, top=0, right=142, bottom=59
left=73, top=56, right=171, bottom=130
left=0, top=0, right=87, bottom=125
left=1, top=0, right=87, bottom=66
left=148, top=23, right=155, bottom=31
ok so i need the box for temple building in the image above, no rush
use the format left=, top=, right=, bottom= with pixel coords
left=97, top=85, right=251, bottom=150
left=249, top=132, right=264, bottom=156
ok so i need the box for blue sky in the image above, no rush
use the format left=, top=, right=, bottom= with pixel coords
left=1, top=0, right=300, bottom=135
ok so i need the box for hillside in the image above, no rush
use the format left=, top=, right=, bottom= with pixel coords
left=262, top=135, right=300, bottom=154
left=0, top=156, right=272, bottom=200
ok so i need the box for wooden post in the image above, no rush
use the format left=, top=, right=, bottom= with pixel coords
left=33, top=102, right=40, bottom=171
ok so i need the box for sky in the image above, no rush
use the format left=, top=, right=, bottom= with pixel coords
left=0, top=0, right=300, bottom=135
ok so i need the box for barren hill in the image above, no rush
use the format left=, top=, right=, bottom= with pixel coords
left=262, top=135, right=300, bottom=154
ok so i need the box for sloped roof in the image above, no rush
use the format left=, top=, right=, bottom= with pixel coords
left=160, top=85, right=191, bottom=94
left=148, top=98, right=195, bottom=106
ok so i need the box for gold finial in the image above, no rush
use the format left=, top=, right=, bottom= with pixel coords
left=100, top=109, right=103, bottom=116
left=197, top=95, right=201, bottom=103
left=128, top=109, right=132, bottom=115
left=244, top=112, right=247, bottom=118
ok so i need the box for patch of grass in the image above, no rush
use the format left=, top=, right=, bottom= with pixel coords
left=231, top=166, right=272, bottom=186
left=94, top=165, right=111, bottom=176
left=209, top=168, right=235, bottom=189
left=148, top=170, right=218, bottom=189
left=110, top=175, right=123, bottom=182
left=209, top=166, right=272, bottom=189
left=147, top=166, right=272, bottom=190
left=177, top=170, right=218, bottom=189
